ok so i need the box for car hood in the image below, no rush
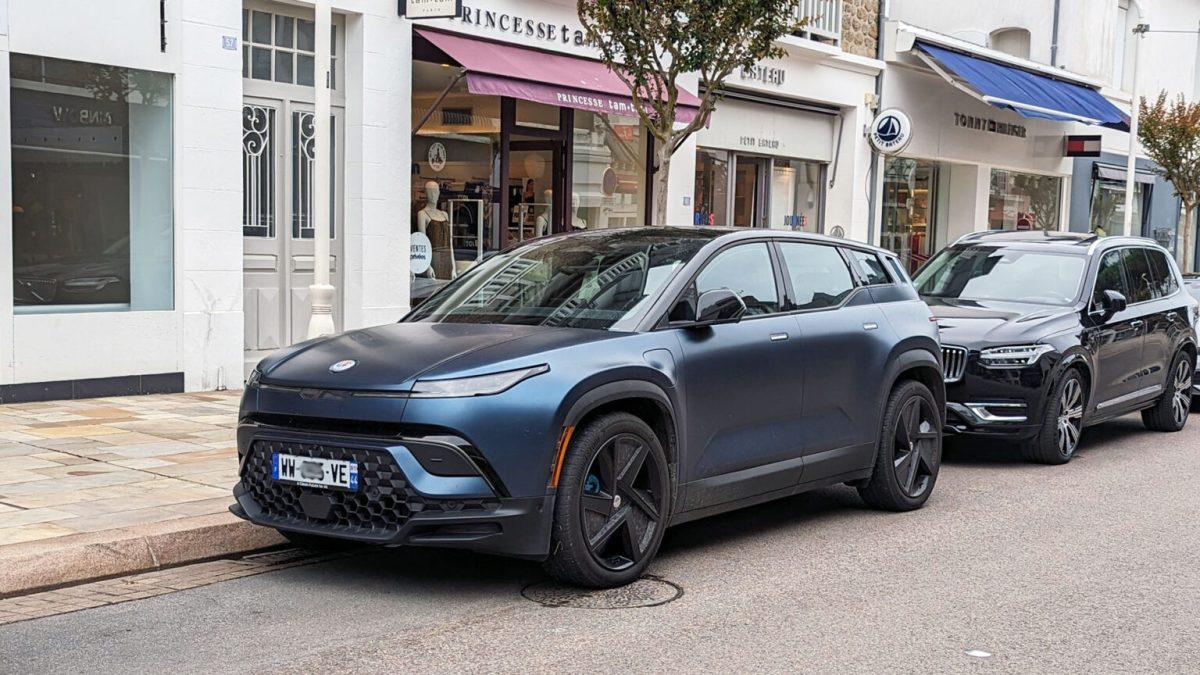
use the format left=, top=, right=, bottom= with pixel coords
left=924, top=297, right=1080, bottom=347
left=256, top=322, right=621, bottom=391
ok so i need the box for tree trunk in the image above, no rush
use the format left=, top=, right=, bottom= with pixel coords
left=653, top=140, right=673, bottom=227
left=1184, top=204, right=1196, bottom=273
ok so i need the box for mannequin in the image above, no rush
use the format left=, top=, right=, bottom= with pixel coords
left=570, top=192, right=587, bottom=230
left=535, top=189, right=553, bottom=237
left=416, top=181, right=453, bottom=279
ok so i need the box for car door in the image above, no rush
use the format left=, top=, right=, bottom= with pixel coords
left=778, top=242, right=892, bottom=477
left=1139, top=247, right=1187, bottom=386
left=673, top=242, right=808, bottom=510
left=1087, top=249, right=1148, bottom=412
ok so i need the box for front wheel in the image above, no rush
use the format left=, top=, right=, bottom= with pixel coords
left=1022, top=368, right=1085, bottom=464
left=544, top=412, right=672, bottom=588
left=857, top=380, right=942, bottom=511
left=1142, top=351, right=1193, bottom=432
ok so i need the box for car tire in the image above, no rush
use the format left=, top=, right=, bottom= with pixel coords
left=544, top=412, right=672, bottom=588
left=1021, top=368, right=1085, bottom=465
left=277, top=529, right=346, bottom=550
left=1142, top=351, right=1193, bottom=432
left=857, top=379, right=942, bottom=512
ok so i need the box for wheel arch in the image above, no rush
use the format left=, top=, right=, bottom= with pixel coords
left=885, top=347, right=946, bottom=424
left=560, top=380, right=681, bottom=472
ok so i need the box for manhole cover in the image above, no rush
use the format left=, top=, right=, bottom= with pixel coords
left=521, top=576, right=682, bottom=609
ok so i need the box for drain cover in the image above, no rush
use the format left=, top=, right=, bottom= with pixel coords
left=521, top=576, right=682, bottom=609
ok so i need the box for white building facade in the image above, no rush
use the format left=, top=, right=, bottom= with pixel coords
left=876, top=0, right=1200, bottom=271
left=0, top=0, right=883, bottom=401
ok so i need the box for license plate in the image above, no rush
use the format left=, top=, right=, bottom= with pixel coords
left=272, top=452, right=359, bottom=491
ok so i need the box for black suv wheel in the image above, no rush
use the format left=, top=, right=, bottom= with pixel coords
left=1143, top=351, right=1193, bottom=432
left=1022, top=368, right=1085, bottom=464
left=544, top=412, right=672, bottom=588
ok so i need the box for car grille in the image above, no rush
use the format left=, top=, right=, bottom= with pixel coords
left=942, top=345, right=968, bottom=383
left=242, top=439, right=498, bottom=539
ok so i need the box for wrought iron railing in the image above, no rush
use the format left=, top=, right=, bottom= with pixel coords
left=792, top=0, right=843, bottom=45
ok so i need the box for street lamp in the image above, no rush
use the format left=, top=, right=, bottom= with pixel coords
left=1123, top=0, right=1150, bottom=238
left=306, top=0, right=336, bottom=340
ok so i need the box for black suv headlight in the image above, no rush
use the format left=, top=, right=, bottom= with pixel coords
left=978, top=344, right=1056, bottom=368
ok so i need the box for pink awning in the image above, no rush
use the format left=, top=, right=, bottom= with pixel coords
left=415, top=28, right=702, bottom=124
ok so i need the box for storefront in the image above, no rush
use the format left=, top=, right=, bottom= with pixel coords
left=1068, top=153, right=1180, bottom=255
left=692, top=93, right=834, bottom=232
left=879, top=24, right=1128, bottom=271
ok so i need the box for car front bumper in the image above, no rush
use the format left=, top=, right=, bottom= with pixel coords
left=230, top=422, right=555, bottom=560
left=943, top=351, right=1054, bottom=441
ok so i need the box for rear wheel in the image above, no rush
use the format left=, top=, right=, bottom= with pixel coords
left=544, top=412, right=672, bottom=588
left=858, top=380, right=942, bottom=511
left=1021, top=368, right=1085, bottom=465
left=1142, top=351, right=1193, bottom=432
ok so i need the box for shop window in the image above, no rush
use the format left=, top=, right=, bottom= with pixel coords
left=988, top=169, right=1062, bottom=231
left=10, top=54, right=173, bottom=313
left=778, top=242, right=854, bottom=310
left=241, top=9, right=338, bottom=89
left=770, top=159, right=822, bottom=232
left=989, top=28, right=1031, bottom=59
left=694, top=149, right=730, bottom=226
left=1089, top=176, right=1146, bottom=237
left=696, top=244, right=779, bottom=316
left=243, top=105, right=276, bottom=238
left=882, top=158, right=938, bottom=272
left=572, top=111, right=648, bottom=230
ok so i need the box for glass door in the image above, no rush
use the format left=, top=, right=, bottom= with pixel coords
left=882, top=158, right=938, bottom=273
left=733, top=155, right=769, bottom=228
left=508, top=140, right=563, bottom=243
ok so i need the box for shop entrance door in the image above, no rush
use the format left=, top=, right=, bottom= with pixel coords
left=733, top=156, right=769, bottom=228
left=241, top=99, right=344, bottom=376
left=507, top=140, right=564, bottom=243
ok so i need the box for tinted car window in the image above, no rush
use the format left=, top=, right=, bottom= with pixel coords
left=1144, top=248, right=1179, bottom=298
left=696, top=243, right=779, bottom=316
left=1092, top=249, right=1128, bottom=309
left=914, top=246, right=1086, bottom=306
left=849, top=249, right=890, bottom=285
left=778, top=242, right=855, bottom=310
left=1121, top=248, right=1154, bottom=304
left=407, top=231, right=712, bottom=329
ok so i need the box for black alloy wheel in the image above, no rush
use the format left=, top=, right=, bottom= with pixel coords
left=858, top=379, right=942, bottom=511
left=1143, top=351, right=1194, bottom=432
left=1022, top=368, right=1086, bottom=465
left=545, top=412, right=672, bottom=588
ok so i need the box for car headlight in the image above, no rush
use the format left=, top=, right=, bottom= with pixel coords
left=979, top=344, right=1056, bottom=368
left=410, top=364, right=549, bottom=398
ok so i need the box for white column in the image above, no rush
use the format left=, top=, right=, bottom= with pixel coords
left=307, top=0, right=336, bottom=339
left=1123, top=3, right=1149, bottom=238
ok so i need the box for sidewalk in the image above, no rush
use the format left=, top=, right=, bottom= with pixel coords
left=0, top=391, right=282, bottom=595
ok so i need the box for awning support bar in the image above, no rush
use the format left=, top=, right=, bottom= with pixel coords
left=413, top=68, right=467, bottom=134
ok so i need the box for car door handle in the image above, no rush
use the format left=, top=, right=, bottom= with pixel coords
left=863, top=322, right=879, bottom=331
left=769, top=332, right=789, bottom=342
left=1130, top=320, right=1144, bottom=330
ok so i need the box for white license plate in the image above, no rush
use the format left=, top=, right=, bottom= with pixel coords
left=272, top=452, right=359, bottom=491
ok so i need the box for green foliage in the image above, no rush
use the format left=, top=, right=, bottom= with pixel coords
left=1139, top=92, right=1200, bottom=209
left=578, top=0, right=804, bottom=149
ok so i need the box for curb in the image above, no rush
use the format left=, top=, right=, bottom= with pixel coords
left=0, top=513, right=285, bottom=597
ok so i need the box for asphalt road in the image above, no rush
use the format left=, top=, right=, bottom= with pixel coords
left=3, top=415, right=1199, bottom=674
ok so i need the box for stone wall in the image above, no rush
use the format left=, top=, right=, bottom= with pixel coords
left=841, top=0, right=880, bottom=59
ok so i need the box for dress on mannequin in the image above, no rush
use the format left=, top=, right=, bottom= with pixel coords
left=416, top=181, right=453, bottom=279
left=535, top=189, right=553, bottom=237
left=570, top=192, right=587, bottom=230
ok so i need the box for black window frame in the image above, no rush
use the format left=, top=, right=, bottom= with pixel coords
left=1142, top=246, right=1180, bottom=300
left=844, top=248, right=895, bottom=287
left=1090, top=247, right=1132, bottom=312
left=1119, top=246, right=1156, bottom=305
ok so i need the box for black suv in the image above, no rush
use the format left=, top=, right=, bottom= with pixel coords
left=913, top=231, right=1197, bottom=464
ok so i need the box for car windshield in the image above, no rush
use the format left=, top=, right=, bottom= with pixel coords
left=914, top=246, right=1086, bottom=306
left=405, top=230, right=715, bottom=330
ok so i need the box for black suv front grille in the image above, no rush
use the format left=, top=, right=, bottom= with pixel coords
left=242, top=439, right=498, bottom=539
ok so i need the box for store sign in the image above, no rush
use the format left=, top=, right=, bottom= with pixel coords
left=868, top=109, right=913, bottom=155
left=411, top=232, right=433, bottom=275
left=740, top=64, right=786, bottom=86
left=739, top=136, right=781, bottom=151
left=455, top=5, right=591, bottom=46
left=400, top=0, right=463, bottom=20
left=1065, top=135, right=1102, bottom=157
left=428, top=142, right=447, bottom=172
left=954, top=112, right=1027, bottom=138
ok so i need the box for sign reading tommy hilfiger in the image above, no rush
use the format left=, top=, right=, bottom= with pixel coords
left=400, top=0, right=462, bottom=20
left=954, top=112, right=1027, bottom=138
left=456, top=5, right=590, bottom=46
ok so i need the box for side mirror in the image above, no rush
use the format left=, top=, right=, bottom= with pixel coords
left=1097, top=289, right=1128, bottom=321
left=674, top=288, right=746, bottom=328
